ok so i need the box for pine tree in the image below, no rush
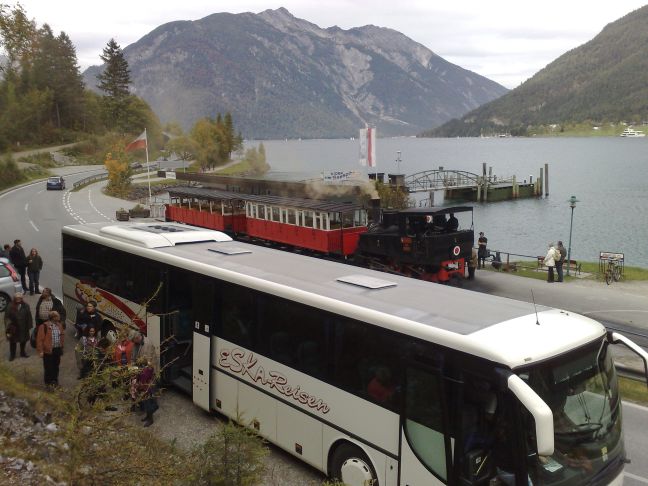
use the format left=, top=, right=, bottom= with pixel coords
left=97, top=38, right=131, bottom=130
left=97, top=38, right=131, bottom=99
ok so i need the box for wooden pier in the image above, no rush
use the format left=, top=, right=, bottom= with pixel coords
left=401, top=163, right=549, bottom=203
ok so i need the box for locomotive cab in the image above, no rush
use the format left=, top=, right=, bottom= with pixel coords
left=357, top=206, right=474, bottom=282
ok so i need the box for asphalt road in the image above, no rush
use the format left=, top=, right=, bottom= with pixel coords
left=1, top=169, right=647, bottom=483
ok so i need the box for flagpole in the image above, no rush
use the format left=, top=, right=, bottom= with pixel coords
left=144, top=128, right=152, bottom=203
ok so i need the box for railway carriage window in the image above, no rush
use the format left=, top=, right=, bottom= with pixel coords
left=330, top=212, right=342, bottom=229
left=220, top=284, right=256, bottom=349
left=286, top=209, right=297, bottom=225
left=405, top=366, right=448, bottom=480
left=314, top=212, right=321, bottom=229
left=323, top=213, right=330, bottom=230
left=272, top=207, right=280, bottom=222
left=257, top=295, right=327, bottom=378
left=304, top=211, right=314, bottom=228
left=342, top=212, right=353, bottom=228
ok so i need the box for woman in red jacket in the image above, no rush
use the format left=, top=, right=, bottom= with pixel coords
left=36, top=310, right=65, bottom=387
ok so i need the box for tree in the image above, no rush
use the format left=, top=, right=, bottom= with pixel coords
left=191, top=117, right=224, bottom=170
left=0, top=3, right=36, bottom=75
left=97, top=38, right=131, bottom=130
left=189, top=419, right=268, bottom=486
left=30, top=25, right=84, bottom=131
left=104, top=144, right=132, bottom=196
left=166, top=135, right=198, bottom=172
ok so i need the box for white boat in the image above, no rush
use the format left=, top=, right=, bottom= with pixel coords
left=620, top=127, right=646, bottom=137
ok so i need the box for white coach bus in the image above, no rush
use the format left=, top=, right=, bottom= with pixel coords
left=62, top=222, right=647, bottom=486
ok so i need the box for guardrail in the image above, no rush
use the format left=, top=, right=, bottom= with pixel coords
left=72, top=172, right=108, bottom=190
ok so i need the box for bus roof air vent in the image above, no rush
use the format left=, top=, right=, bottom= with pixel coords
left=336, top=274, right=397, bottom=290
left=208, top=246, right=252, bottom=256
left=99, top=223, right=232, bottom=248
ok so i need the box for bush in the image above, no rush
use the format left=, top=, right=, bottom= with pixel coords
left=0, top=155, right=27, bottom=190
left=188, top=419, right=268, bottom=486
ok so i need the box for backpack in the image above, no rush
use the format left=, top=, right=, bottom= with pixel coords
left=30, top=327, right=37, bottom=349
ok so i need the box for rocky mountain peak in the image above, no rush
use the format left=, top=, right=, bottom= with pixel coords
left=84, top=8, right=507, bottom=138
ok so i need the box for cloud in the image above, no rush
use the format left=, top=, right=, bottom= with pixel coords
left=14, top=0, right=648, bottom=88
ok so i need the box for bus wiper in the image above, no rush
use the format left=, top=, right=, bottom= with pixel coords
left=555, top=422, right=603, bottom=444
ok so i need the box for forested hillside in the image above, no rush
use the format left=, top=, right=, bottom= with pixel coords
left=0, top=4, right=158, bottom=152
left=422, top=5, right=648, bottom=137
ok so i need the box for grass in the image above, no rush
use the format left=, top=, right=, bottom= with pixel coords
left=488, top=259, right=648, bottom=282
left=619, top=376, right=648, bottom=405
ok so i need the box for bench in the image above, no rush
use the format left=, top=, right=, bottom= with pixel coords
left=537, top=257, right=581, bottom=275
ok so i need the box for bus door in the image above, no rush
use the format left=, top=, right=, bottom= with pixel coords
left=400, top=363, right=452, bottom=485
left=160, top=269, right=216, bottom=406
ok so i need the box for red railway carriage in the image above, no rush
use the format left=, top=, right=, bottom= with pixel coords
left=166, top=187, right=368, bottom=256
left=166, top=187, right=247, bottom=233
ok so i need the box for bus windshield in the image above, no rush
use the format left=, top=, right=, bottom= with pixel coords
left=521, top=340, right=624, bottom=485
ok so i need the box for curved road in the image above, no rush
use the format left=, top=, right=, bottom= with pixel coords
left=1, top=169, right=647, bottom=484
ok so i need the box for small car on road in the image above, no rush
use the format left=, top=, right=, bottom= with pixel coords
left=46, top=176, right=66, bottom=190
left=0, top=257, right=22, bottom=312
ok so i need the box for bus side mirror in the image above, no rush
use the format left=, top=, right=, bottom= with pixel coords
left=507, top=374, right=554, bottom=456
left=609, top=331, right=648, bottom=388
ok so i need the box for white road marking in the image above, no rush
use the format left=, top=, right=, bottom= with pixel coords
left=626, top=472, right=648, bottom=484
left=583, top=310, right=648, bottom=315
left=622, top=400, right=648, bottom=411
left=37, top=189, right=44, bottom=194
left=29, top=220, right=39, bottom=232
left=24, top=203, right=28, bottom=211
left=87, top=189, right=113, bottom=221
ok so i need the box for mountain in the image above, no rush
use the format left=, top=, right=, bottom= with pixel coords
left=83, top=8, right=507, bottom=139
left=422, top=6, right=648, bottom=137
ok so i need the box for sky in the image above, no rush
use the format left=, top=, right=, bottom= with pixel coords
left=10, top=1, right=648, bottom=89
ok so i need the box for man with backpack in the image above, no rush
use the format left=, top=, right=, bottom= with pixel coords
left=555, top=241, right=567, bottom=282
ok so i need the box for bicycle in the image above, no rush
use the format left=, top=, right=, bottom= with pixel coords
left=604, top=258, right=622, bottom=285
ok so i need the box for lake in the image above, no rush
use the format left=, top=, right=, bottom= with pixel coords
left=245, top=137, right=648, bottom=267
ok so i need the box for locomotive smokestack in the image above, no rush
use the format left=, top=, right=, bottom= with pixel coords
left=370, top=198, right=381, bottom=225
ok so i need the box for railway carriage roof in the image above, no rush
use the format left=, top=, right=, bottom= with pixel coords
left=64, top=223, right=605, bottom=368
left=166, top=186, right=362, bottom=213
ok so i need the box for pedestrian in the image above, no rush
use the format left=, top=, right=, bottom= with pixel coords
left=35, top=288, right=67, bottom=328
left=36, top=310, right=65, bottom=387
left=4, top=292, right=33, bottom=360
left=556, top=241, right=567, bottom=282
left=477, top=232, right=488, bottom=269
left=79, top=326, right=100, bottom=379
left=26, top=248, right=43, bottom=295
left=0, top=244, right=10, bottom=259
left=135, top=358, right=158, bottom=427
left=9, top=239, right=28, bottom=292
left=468, top=248, right=477, bottom=280
left=113, top=332, right=135, bottom=366
left=543, top=243, right=559, bottom=283
left=131, top=332, right=158, bottom=373
left=75, top=300, right=102, bottom=339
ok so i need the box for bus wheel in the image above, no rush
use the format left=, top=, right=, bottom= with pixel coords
left=331, top=443, right=379, bottom=486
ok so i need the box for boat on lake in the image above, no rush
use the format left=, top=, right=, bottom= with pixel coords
left=620, top=127, right=646, bottom=137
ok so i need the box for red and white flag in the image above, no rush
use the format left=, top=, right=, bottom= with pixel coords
left=125, top=130, right=147, bottom=152
left=359, top=127, right=376, bottom=167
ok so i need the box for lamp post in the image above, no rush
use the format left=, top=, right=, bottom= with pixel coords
left=566, top=195, right=579, bottom=276
left=396, top=150, right=402, bottom=174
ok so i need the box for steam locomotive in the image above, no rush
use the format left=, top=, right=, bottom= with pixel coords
left=164, top=186, right=474, bottom=283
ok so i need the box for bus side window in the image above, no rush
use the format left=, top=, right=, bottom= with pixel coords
left=220, top=284, right=256, bottom=348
